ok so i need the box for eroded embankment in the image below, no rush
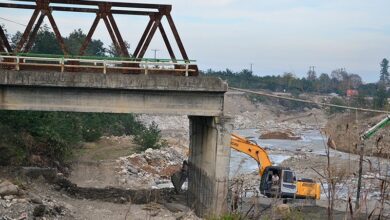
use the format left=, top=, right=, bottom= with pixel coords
left=325, top=113, right=390, bottom=159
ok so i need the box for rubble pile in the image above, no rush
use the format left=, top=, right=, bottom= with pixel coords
left=117, top=147, right=187, bottom=188
left=0, top=179, right=71, bottom=219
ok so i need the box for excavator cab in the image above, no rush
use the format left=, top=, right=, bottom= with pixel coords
left=260, top=166, right=297, bottom=198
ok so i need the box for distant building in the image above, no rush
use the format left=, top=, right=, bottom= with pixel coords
left=346, top=89, right=359, bottom=97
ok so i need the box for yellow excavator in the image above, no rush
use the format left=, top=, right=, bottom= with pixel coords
left=172, top=134, right=320, bottom=200
left=231, top=134, right=320, bottom=200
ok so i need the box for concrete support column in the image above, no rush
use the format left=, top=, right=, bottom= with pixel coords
left=187, top=116, right=232, bottom=217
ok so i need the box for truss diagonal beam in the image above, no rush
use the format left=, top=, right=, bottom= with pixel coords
left=0, top=25, right=11, bottom=52
left=79, top=14, right=101, bottom=56
left=138, top=15, right=162, bottom=59
left=166, top=14, right=189, bottom=61
left=24, top=13, right=46, bottom=52
left=45, top=10, right=68, bottom=55
left=15, top=8, right=40, bottom=53
left=102, top=16, right=121, bottom=57
left=159, top=23, right=176, bottom=62
left=107, top=13, right=129, bottom=57
left=133, top=18, right=153, bottom=58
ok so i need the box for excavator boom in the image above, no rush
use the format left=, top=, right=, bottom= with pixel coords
left=231, top=134, right=272, bottom=176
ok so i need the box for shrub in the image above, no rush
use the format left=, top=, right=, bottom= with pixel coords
left=328, top=97, right=346, bottom=114
left=133, top=122, right=166, bottom=152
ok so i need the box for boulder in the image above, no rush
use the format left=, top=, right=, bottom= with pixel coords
left=0, top=180, right=19, bottom=196
left=29, top=193, right=43, bottom=204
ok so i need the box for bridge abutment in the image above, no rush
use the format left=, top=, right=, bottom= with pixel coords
left=188, top=116, right=233, bottom=217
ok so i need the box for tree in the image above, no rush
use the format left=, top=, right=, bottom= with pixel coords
left=10, top=31, right=22, bottom=51
left=307, top=67, right=317, bottom=81
left=31, top=25, right=62, bottom=54
left=349, top=74, right=362, bottom=89
left=373, top=85, right=387, bottom=109
left=380, top=58, right=389, bottom=85
left=107, top=41, right=130, bottom=57
left=65, top=29, right=106, bottom=56
left=318, top=73, right=331, bottom=93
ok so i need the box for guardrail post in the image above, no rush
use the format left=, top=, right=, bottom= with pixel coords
left=103, top=60, right=107, bottom=74
left=185, top=61, right=189, bottom=77
left=145, top=61, right=148, bottom=75
left=60, top=57, right=64, bottom=72
left=16, top=56, right=20, bottom=71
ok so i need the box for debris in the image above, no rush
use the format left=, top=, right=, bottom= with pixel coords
left=117, top=147, right=186, bottom=188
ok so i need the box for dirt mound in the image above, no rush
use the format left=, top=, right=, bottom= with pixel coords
left=259, top=131, right=301, bottom=140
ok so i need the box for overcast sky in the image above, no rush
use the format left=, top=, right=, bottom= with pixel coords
left=1, top=0, right=390, bottom=82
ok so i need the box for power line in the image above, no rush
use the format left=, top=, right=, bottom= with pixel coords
left=0, top=16, right=27, bottom=27
left=230, top=87, right=390, bottom=114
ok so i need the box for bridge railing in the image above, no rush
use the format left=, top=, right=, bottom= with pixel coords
left=0, top=54, right=197, bottom=76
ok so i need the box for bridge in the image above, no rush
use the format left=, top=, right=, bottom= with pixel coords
left=0, top=0, right=231, bottom=217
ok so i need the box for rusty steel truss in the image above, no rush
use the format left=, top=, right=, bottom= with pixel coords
left=0, top=0, right=197, bottom=75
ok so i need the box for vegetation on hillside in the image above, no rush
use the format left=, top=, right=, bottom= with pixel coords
left=0, top=111, right=163, bottom=166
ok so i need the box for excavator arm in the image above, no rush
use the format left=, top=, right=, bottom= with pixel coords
left=231, top=134, right=272, bottom=176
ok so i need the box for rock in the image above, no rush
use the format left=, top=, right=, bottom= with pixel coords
left=127, top=166, right=138, bottom=174
left=0, top=180, right=19, bottom=196
left=275, top=204, right=291, bottom=217
left=19, top=198, right=28, bottom=203
left=118, top=178, right=126, bottom=184
left=29, top=193, right=43, bottom=204
left=4, top=195, right=14, bottom=200
left=0, top=200, right=7, bottom=208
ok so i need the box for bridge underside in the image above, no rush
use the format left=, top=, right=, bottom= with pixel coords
left=0, top=70, right=232, bottom=216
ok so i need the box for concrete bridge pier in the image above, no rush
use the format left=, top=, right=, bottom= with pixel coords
left=188, top=116, right=233, bottom=217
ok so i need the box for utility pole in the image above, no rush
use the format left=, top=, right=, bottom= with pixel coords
left=250, top=63, right=253, bottom=73
left=151, top=49, right=159, bottom=60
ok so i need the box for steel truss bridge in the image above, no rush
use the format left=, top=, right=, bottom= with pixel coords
left=0, top=0, right=198, bottom=75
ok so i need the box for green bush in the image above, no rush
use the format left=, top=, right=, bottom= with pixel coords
left=328, top=97, right=346, bottom=114
left=134, top=122, right=166, bottom=152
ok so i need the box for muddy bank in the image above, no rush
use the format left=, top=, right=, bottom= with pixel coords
left=325, top=113, right=390, bottom=158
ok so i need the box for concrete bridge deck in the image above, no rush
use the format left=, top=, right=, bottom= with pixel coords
left=0, top=70, right=225, bottom=116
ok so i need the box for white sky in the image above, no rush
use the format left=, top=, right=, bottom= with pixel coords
left=1, top=0, right=390, bottom=82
